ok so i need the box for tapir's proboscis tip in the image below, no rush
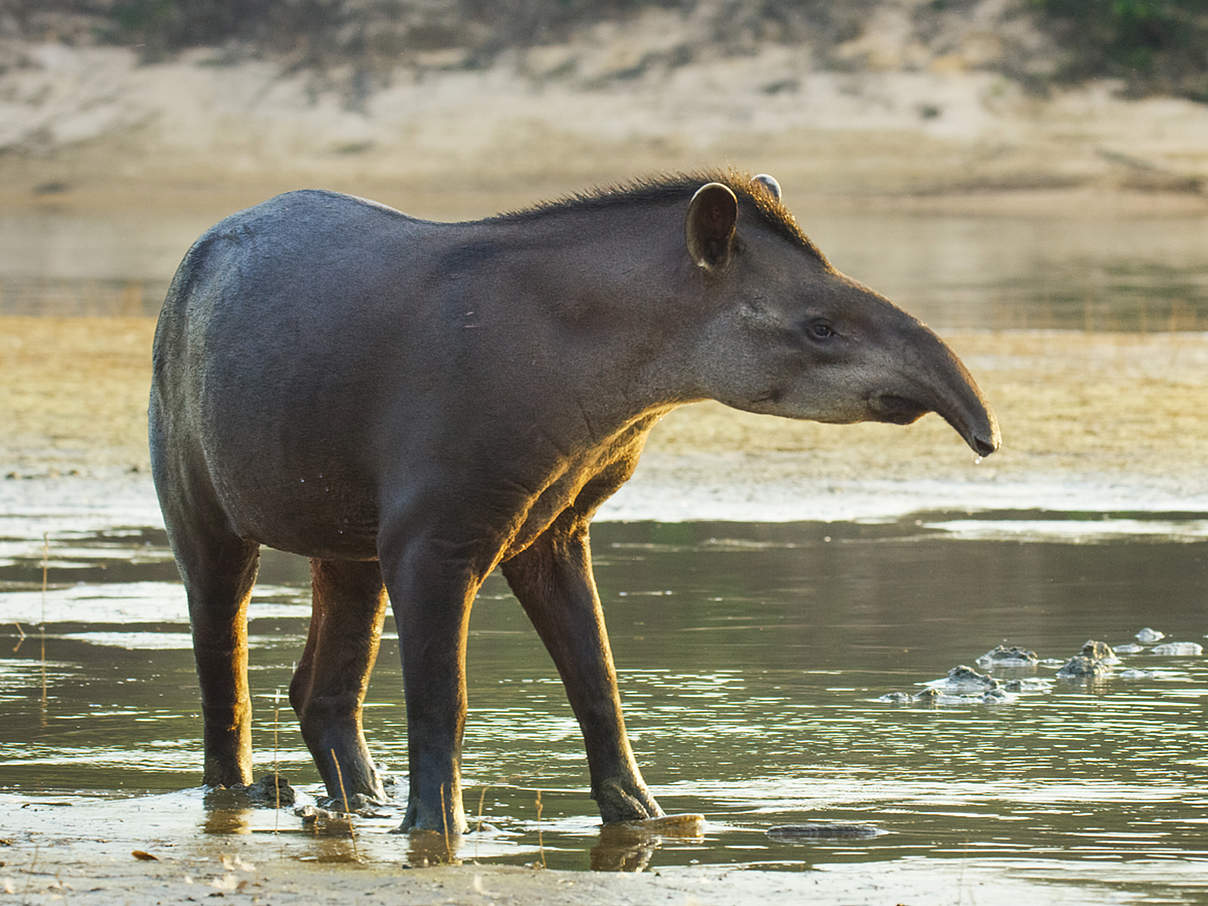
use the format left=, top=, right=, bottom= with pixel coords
left=938, top=388, right=1001, bottom=458
left=973, top=414, right=1001, bottom=458
left=949, top=378, right=1001, bottom=458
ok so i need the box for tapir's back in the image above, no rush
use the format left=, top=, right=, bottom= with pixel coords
left=150, top=190, right=459, bottom=557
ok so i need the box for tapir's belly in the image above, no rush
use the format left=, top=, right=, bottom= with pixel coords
left=204, top=420, right=642, bottom=566
left=209, top=455, right=383, bottom=561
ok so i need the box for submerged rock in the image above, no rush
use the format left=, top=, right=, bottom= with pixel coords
left=913, top=687, right=941, bottom=703
left=1114, top=642, right=1144, bottom=654
left=940, top=664, right=999, bottom=691
left=878, top=692, right=912, bottom=703
left=1135, top=627, right=1165, bottom=643
left=1056, top=655, right=1109, bottom=679
left=975, top=644, right=1039, bottom=669
left=767, top=822, right=884, bottom=840
left=1151, top=641, right=1203, bottom=656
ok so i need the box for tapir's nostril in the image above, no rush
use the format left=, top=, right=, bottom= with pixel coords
left=972, top=432, right=999, bottom=458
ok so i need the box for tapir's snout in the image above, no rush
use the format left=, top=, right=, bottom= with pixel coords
left=870, top=323, right=1001, bottom=457
left=928, top=348, right=1001, bottom=458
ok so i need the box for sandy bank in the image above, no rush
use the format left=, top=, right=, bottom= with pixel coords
left=3, top=26, right=1208, bottom=223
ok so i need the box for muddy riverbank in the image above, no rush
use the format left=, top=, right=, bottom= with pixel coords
left=3, top=809, right=1116, bottom=906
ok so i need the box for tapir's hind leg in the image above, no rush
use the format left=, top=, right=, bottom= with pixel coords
left=501, top=526, right=664, bottom=824
left=151, top=396, right=261, bottom=788
left=291, top=558, right=389, bottom=805
left=170, top=519, right=260, bottom=789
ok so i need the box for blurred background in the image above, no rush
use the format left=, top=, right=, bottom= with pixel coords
left=1, top=1, right=1206, bottom=484
left=2, top=0, right=1207, bottom=319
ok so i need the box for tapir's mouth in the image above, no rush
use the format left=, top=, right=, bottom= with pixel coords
left=868, top=394, right=929, bottom=426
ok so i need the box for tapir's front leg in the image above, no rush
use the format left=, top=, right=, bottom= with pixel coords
left=501, top=526, right=663, bottom=823
left=381, top=538, right=481, bottom=835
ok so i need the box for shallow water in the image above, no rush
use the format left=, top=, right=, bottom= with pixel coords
left=2, top=206, right=1206, bottom=330
left=0, top=514, right=1205, bottom=900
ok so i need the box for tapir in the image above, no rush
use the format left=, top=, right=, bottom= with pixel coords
left=149, top=170, right=999, bottom=833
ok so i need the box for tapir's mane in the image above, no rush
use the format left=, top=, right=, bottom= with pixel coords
left=489, top=169, right=827, bottom=261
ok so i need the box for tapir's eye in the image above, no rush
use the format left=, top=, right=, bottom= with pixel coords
left=807, top=320, right=835, bottom=341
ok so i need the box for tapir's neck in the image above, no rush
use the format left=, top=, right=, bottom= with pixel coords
left=459, top=201, right=708, bottom=423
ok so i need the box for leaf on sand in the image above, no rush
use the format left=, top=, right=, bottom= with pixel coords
left=131, top=849, right=159, bottom=861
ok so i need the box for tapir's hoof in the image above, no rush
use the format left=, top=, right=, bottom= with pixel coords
left=397, top=797, right=469, bottom=836
left=594, top=778, right=663, bottom=824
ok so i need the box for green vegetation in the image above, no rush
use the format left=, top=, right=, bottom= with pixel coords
left=10, top=1, right=1208, bottom=101
left=1031, top=0, right=1208, bottom=99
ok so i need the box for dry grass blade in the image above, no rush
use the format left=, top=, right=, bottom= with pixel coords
left=330, top=748, right=360, bottom=859
left=40, top=533, right=47, bottom=706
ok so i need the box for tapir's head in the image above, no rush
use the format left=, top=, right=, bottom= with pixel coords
left=682, top=174, right=1000, bottom=457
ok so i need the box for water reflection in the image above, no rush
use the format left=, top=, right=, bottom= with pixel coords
left=0, top=515, right=1205, bottom=900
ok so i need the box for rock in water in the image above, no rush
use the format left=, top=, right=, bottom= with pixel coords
left=1057, top=655, right=1109, bottom=679
left=976, top=644, right=1040, bottom=668
left=767, top=823, right=884, bottom=840
left=942, top=664, right=998, bottom=690
left=1151, top=641, right=1203, bottom=656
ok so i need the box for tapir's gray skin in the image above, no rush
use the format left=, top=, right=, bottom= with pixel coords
left=149, top=170, right=999, bottom=834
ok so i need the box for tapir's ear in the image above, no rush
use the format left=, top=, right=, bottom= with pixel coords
left=752, top=173, right=781, bottom=201
left=685, top=182, right=738, bottom=272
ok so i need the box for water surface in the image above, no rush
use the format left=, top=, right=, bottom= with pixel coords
left=0, top=514, right=1205, bottom=901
